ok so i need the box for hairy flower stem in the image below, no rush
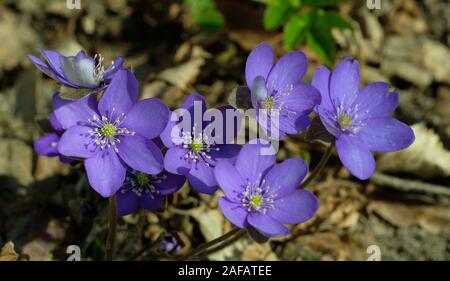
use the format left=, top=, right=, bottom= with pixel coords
left=105, top=195, right=117, bottom=261
left=204, top=229, right=247, bottom=256
left=179, top=228, right=245, bottom=261
left=300, top=145, right=333, bottom=188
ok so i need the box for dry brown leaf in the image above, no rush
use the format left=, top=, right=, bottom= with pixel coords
left=0, top=242, right=18, bottom=261
left=157, top=45, right=210, bottom=90
left=367, top=201, right=450, bottom=235
left=377, top=123, right=450, bottom=178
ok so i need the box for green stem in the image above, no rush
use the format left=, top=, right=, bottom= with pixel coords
left=104, top=195, right=117, bottom=261
left=301, top=145, right=333, bottom=188
left=178, top=228, right=244, bottom=261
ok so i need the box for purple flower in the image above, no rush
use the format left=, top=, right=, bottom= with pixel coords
left=159, top=233, right=182, bottom=255
left=312, top=57, right=415, bottom=180
left=240, top=42, right=321, bottom=139
left=34, top=94, right=73, bottom=163
left=55, top=69, right=169, bottom=197
left=161, top=93, right=241, bottom=194
left=28, top=49, right=123, bottom=90
left=116, top=169, right=185, bottom=216
left=215, top=141, right=319, bottom=237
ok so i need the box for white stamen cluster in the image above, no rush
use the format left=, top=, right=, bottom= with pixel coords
left=335, top=102, right=367, bottom=134
left=93, top=54, right=117, bottom=84
left=181, top=125, right=219, bottom=167
left=93, top=54, right=105, bottom=83
left=260, top=83, right=297, bottom=117
left=240, top=173, right=275, bottom=214
left=87, top=108, right=135, bottom=153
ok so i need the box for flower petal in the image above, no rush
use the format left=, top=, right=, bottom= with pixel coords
left=280, top=83, right=321, bottom=116
left=117, top=136, right=163, bottom=175
left=214, top=160, right=245, bottom=202
left=98, top=69, right=138, bottom=118
left=358, top=117, right=415, bottom=152
left=121, top=98, right=169, bottom=139
left=187, top=163, right=218, bottom=194
left=267, top=51, right=307, bottom=93
left=39, top=50, right=71, bottom=80
left=53, top=93, right=99, bottom=129
left=155, top=172, right=186, bottom=195
left=164, top=147, right=191, bottom=175
left=34, top=133, right=60, bottom=157
left=58, top=125, right=98, bottom=158
left=336, top=134, right=375, bottom=180
left=247, top=213, right=289, bottom=237
left=330, top=57, right=360, bottom=109
left=277, top=112, right=311, bottom=135
left=245, top=42, right=274, bottom=87
left=235, top=141, right=276, bottom=184
left=268, top=189, right=318, bottom=224
left=209, top=144, right=241, bottom=163
left=60, top=55, right=98, bottom=88
left=218, top=197, right=248, bottom=228
left=27, top=54, right=58, bottom=80
left=159, top=115, right=179, bottom=148
left=49, top=112, right=63, bottom=133
left=312, top=66, right=332, bottom=111
left=85, top=148, right=127, bottom=197
left=140, top=193, right=164, bottom=211
left=263, top=158, right=308, bottom=199
left=103, top=57, right=125, bottom=81
left=356, top=82, right=399, bottom=118
left=251, top=76, right=269, bottom=109
left=116, top=190, right=139, bottom=216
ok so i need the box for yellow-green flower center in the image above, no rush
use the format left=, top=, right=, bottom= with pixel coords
left=261, top=96, right=275, bottom=110
left=136, top=172, right=150, bottom=186
left=101, top=124, right=117, bottom=138
left=338, top=114, right=352, bottom=129
left=190, top=139, right=203, bottom=153
left=249, top=194, right=263, bottom=208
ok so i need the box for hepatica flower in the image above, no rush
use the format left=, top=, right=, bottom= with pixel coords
left=313, top=57, right=415, bottom=180
left=116, top=169, right=185, bottom=216
left=161, top=93, right=241, bottom=194
left=55, top=69, right=169, bottom=197
left=242, top=42, right=321, bottom=139
left=28, top=49, right=123, bottom=90
left=215, top=141, right=318, bottom=237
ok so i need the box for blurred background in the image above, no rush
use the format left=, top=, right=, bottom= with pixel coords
left=0, top=0, right=449, bottom=261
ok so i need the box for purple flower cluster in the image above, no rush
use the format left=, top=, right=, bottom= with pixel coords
left=161, top=93, right=241, bottom=194
left=30, top=44, right=414, bottom=238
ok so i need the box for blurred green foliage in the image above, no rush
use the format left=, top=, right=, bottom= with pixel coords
left=185, top=0, right=224, bottom=33
left=263, top=0, right=352, bottom=65
left=185, top=0, right=351, bottom=65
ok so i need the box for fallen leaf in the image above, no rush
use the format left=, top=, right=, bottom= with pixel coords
left=0, top=242, right=18, bottom=261
left=377, top=123, right=450, bottom=178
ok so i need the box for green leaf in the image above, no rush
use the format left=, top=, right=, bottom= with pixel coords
left=263, top=0, right=294, bottom=30
left=302, top=0, right=348, bottom=7
left=283, top=14, right=311, bottom=50
left=306, top=28, right=336, bottom=66
left=317, top=11, right=352, bottom=30
left=186, top=0, right=224, bottom=33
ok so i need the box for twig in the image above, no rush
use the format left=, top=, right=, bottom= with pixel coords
left=371, top=172, right=450, bottom=197
left=301, top=145, right=333, bottom=188
left=104, top=195, right=117, bottom=261
left=203, top=230, right=247, bottom=256
left=178, top=228, right=244, bottom=261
